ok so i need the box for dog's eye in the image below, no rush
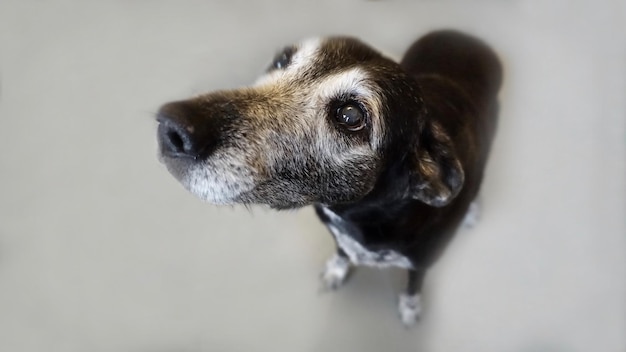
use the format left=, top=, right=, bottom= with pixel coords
left=335, top=103, right=366, bottom=131
left=270, top=46, right=295, bottom=70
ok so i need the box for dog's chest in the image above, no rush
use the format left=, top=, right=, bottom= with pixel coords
left=321, top=207, right=413, bottom=269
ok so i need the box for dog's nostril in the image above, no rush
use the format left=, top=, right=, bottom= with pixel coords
left=158, top=122, right=193, bottom=157
left=166, top=130, right=185, bottom=152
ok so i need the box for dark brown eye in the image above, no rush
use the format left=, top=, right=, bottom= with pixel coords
left=270, top=46, right=295, bottom=70
left=336, top=103, right=366, bottom=131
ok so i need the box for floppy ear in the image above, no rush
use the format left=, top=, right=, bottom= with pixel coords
left=409, top=121, right=465, bottom=207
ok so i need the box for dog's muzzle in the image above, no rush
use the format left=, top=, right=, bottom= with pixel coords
left=155, top=99, right=255, bottom=204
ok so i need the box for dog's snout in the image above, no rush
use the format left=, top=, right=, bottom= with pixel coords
left=157, top=102, right=216, bottom=160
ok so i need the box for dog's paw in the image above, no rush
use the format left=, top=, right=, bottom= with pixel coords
left=461, top=200, right=481, bottom=229
left=398, top=293, right=422, bottom=327
left=320, top=254, right=351, bottom=290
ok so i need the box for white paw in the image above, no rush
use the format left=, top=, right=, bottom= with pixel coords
left=321, top=254, right=351, bottom=290
left=398, top=293, right=422, bottom=327
left=461, top=200, right=481, bottom=229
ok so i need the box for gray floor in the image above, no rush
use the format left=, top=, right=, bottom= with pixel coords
left=1, top=1, right=625, bottom=351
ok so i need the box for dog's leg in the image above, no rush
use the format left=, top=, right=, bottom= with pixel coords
left=461, top=199, right=481, bottom=229
left=398, top=269, right=425, bottom=326
left=321, top=248, right=352, bottom=290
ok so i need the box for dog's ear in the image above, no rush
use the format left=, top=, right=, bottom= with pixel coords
left=408, top=120, right=465, bottom=207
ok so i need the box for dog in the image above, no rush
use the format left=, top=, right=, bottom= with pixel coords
left=155, top=30, right=502, bottom=326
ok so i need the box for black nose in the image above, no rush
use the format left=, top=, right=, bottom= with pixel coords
left=156, top=101, right=216, bottom=159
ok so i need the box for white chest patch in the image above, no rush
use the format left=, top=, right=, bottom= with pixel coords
left=321, top=207, right=413, bottom=269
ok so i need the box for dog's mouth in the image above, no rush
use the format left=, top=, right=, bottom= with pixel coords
left=156, top=123, right=264, bottom=206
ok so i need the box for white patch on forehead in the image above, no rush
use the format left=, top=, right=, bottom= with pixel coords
left=290, top=38, right=322, bottom=71
left=253, top=38, right=321, bottom=87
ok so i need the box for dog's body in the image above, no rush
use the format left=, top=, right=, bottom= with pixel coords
left=156, top=30, right=502, bottom=325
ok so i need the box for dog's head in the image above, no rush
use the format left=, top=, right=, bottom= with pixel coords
left=156, top=37, right=463, bottom=209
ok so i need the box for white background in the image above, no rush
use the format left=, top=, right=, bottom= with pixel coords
left=1, top=0, right=624, bottom=351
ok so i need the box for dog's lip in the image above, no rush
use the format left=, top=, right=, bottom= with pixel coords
left=157, top=151, right=195, bottom=185
left=157, top=150, right=165, bottom=163
left=157, top=148, right=202, bottom=166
